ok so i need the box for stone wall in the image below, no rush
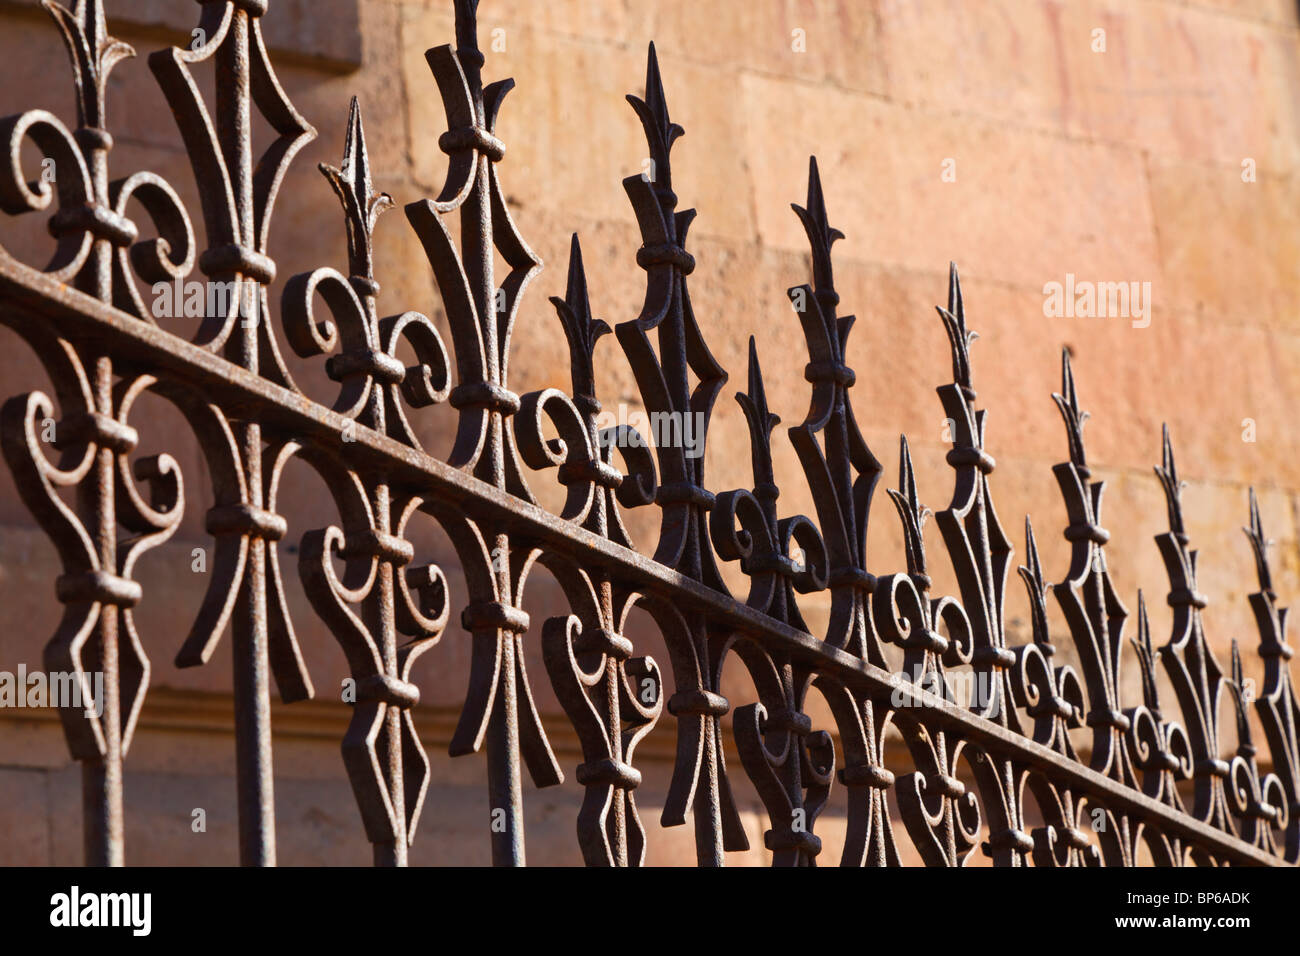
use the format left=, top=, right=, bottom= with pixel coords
left=0, top=0, right=1297, bottom=865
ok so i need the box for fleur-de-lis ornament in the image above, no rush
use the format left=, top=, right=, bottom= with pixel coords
left=1045, top=348, right=1176, bottom=866
left=1115, top=592, right=1194, bottom=865
left=523, top=235, right=663, bottom=866
left=615, top=44, right=746, bottom=865
left=404, top=0, right=561, bottom=866
left=286, top=99, right=452, bottom=865
left=928, top=266, right=1032, bottom=865
left=787, top=158, right=885, bottom=667
left=1049, top=350, right=1136, bottom=786
left=1242, top=490, right=1299, bottom=860
left=1007, top=518, right=1096, bottom=866
left=875, top=437, right=982, bottom=866
left=617, top=43, right=727, bottom=584
left=932, top=265, right=1018, bottom=729
left=1225, top=639, right=1286, bottom=854
left=778, top=159, right=908, bottom=866
left=145, top=0, right=317, bottom=866
left=521, top=234, right=655, bottom=541
left=814, top=683, right=900, bottom=866
left=1010, top=518, right=1084, bottom=757
left=284, top=98, right=451, bottom=441
left=1128, top=593, right=1193, bottom=805
left=1153, top=426, right=1233, bottom=848
left=713, top=341, right=834, bottom=865
left=874, top=437, right=972, bottom=693
left=711, top=340, right=827, bottom=627
left=0, top=0, right=189, bottom=867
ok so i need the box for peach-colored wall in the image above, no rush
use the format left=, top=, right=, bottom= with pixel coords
left=0, top=0, right=1297, bottom=865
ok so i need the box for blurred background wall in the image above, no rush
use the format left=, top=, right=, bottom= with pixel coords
left=0, top=0, right=1298, bottom=865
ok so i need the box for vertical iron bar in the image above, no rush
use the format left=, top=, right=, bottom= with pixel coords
left=219, top=7, right=276, bottom=867
left=81, top=39, right=122, bottom=862
left=458, top=22, right=526, bottom=865
left=84, top=358, right=123, bottom=866
left=693, top=719, right=725, bottom=867
left=487, top=622, right=524, bottom=865
left=373, top=484, right=408, bottom=867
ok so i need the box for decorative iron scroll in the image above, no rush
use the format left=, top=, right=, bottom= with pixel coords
left=0, top=0, right=1296, bottom=867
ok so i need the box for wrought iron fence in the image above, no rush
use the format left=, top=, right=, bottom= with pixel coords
left=0, top=0, right=1295, bottom=868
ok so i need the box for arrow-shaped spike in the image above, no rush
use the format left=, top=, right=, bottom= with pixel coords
left=1131, top=590, right=1161, bottom=712
left=936, top=263, right=976, bottom=390
left=1243, top=487, right=1275, bottom=598
left=1155, top=424, right=1185, bottom=536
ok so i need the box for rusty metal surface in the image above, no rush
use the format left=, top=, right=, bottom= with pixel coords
left=0, top=0, right=1296, bottom=868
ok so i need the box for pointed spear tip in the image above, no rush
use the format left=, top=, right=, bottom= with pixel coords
left=746, top=337, right=763, bottom=393
left=897, top=433, right=915, bottom=488
left=1246, top=488, right=1262, bottom=542
left=946, top=262, right=963, bottom=319
left=806, top=160, right=823, bottom=208
left=645, top=41, right=662, bottom=84
left=344, top=97, right=365, bottom=152
left=564, top=234, right=588, bottom=304
left=807, top=155, right=822, bottom=192
left=1023, top=517, right=1043, bottom=580
left=641, top=42, right=671, bottom=121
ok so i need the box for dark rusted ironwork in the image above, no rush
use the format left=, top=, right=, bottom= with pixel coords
left=0, top=0, right=1296, bottom=867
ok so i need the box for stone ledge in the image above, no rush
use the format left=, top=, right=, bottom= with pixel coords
left=0, top=0, right=362, bottom=74
left=0, top=686, right=687, bottom=766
